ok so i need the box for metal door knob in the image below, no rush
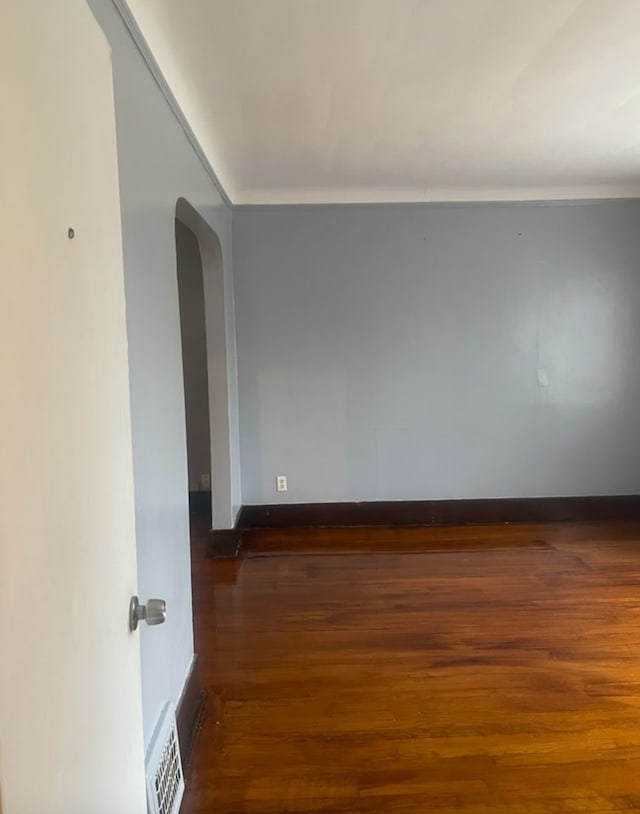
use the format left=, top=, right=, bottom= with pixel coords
left=129, top=596, right=167, bottom=631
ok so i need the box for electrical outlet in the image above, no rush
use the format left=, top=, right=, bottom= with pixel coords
left=276, top=475, right=288, bottom=492
left=200, top=473, right=211, bottom=490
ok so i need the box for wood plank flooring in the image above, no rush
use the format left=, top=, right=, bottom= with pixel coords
left=182, top=521, right=640, bottom=813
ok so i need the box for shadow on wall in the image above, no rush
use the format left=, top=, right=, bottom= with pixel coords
left=175, top=198, right=233, bottom=529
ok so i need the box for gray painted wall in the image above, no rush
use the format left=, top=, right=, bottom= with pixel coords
left=176, top=219, right=211, bottom=492
left=234, top=201, right=640, bottom=505
left=87, top=0, right=241, bottom=747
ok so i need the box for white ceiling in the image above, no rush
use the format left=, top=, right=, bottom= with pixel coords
left=125, top=0, right=640, bottom=204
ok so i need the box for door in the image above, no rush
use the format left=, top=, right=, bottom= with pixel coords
left=0, top=2, right=146, bottom=812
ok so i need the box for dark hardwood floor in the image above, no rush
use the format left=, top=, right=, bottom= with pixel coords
left=182, top=520, right=640, bottom=813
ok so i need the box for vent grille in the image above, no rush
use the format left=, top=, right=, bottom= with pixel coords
left=146, top=704, right=185, bottom=814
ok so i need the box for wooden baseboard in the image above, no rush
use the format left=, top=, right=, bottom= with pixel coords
left=209, top=527, right=242, bottom=558
left=176, top=655, right=204, bottom=768
left=238, top=495, right=640, bottom=530
left=209, top=508, right=243, bottom=558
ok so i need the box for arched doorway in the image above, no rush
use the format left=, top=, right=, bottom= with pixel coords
left=175, top=198, right=233, bottom=530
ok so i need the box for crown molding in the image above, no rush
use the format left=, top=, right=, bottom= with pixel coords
left=111, top=0, right=233, bottom=208
left=235, top=185, right=640, bottom=206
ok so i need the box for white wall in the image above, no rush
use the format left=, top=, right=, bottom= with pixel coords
left=234, top=201, right=640, bottom=505
left=87, top=0, right=241, bottom=746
